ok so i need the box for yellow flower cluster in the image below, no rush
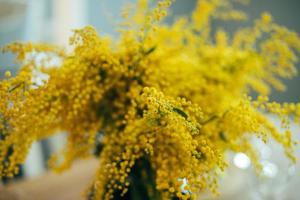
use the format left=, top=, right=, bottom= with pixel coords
left=1, top=0, right=300, bottom=199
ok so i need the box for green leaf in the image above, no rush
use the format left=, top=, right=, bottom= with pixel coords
left=173, top=107, right=188, bottom=119
left=143, top=46, right=156, bottom=56
left=219, top=132, right=227, bottom=142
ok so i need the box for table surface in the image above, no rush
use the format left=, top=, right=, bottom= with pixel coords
left=0, top=158, right=98, bottom=200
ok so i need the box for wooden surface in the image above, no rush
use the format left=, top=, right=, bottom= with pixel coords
left=0, top=159, right=98, bottom=200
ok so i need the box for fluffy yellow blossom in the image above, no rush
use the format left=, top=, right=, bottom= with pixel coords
left=1, top=0, right=300, bottom=200
left=4, top=71, right=11, bottom=78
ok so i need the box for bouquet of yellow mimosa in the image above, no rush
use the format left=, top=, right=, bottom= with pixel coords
left=1, top=0, right=300, bottom=199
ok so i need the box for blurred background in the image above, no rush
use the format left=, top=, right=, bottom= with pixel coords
left=0, top=0, right=300, bottom=199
